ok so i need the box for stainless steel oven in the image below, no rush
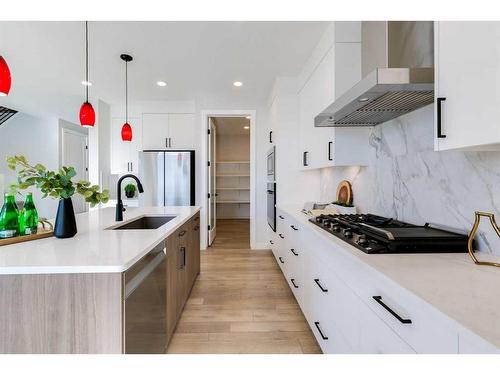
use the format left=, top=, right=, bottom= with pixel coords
left=124, top=241, right=167, bottom=354
left=267, top=182, right=276, bottom=232
left=267, top=146, right=275, bottom=182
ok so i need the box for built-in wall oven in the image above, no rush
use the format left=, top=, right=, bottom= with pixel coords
left=267, top=182, right=276, bottom=231
left=267, top=146, right=275, bottom=182
left=123, top=241, right=167, bottom=353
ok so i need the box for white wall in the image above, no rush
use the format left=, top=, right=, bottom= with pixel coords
left=0, top=113, right=61, bottom=218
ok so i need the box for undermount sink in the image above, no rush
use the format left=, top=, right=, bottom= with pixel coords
left=111, top=216, right=176, bottom=230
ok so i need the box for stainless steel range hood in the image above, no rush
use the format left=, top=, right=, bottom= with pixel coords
left=315, top=21, right=434, bottom=127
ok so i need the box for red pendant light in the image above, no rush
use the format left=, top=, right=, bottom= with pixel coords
left=120, top=54, right=133, bottom=141
left=121, top=122, right=132, bottom=141
left=80, top=21, right=95, bottom=127
left=0, top=56, right=12, bottom=96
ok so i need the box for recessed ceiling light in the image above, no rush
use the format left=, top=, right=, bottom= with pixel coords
left=233, top=81, right=243, bottom=87
left=245, top=116, right=251, bottom=119
left=358, top=97, right=369, bottom=102
left=81, top=80, right=92, bottom=86
left=244, top=126, right=250, bottom=130
left=156, top=81, right=167, bottom=87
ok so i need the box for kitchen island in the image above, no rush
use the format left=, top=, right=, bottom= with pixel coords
left=0, top=206, right=201, bottom=354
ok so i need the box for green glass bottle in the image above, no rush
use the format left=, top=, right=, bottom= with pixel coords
left=21, top=193, right=38, bottom=235
left=0, top=193, right=19, bottom=239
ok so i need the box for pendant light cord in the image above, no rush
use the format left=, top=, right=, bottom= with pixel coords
left=85, top=21, right=89, bottom=103
left=125, top=60, right=128, bottom=123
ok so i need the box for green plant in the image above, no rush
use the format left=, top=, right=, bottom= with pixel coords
left=124, top=183, right=136, bottom=194
left=333, top=200, right=354, bottom=207
left=6, top=155, right=109, bottom=207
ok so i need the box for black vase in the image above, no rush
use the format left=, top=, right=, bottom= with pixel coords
left=54, top=197, right=77, bottom=238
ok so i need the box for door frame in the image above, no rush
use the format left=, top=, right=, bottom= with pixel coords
left=207, top=118, right=217, bottom=246
left=58, top=120, right=89, bottom=211
left=200, top=109, right=257, bottom=250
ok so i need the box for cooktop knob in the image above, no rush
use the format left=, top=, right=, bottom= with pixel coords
left=332, top=225, right=340, bottom=232
left=316, top=217, right=323, bottom=223
left=358, top=236, right=369, bottom=247
left=343, top=229, right=353, bottom=238
left=323, top=220, right=331, bottom=228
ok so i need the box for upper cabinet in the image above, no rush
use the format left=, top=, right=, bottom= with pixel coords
left=435, top=22, right=500, bottom=151
left=110, top=117, right=142, bottom=175
left=299, top=22, right=372, bottom=170
left=142, top=113, right=196, bottom=150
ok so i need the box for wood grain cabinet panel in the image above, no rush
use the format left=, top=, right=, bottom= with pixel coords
left=0, top=273, right=122, bottom=354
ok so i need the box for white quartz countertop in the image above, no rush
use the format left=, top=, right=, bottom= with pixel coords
left=277, top=204, right=500, bottom=349
left=0, top=206, right=200, bottom=275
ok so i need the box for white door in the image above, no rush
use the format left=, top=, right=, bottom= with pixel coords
left=435, top=21, right=500, bottom=151
left=168, top=113, right=195, bottom=149
left=207, top=118, right=217, bottom=246
left=142, top=113, right=169, bottom=150
left=61, top=128, right=88, bottom=214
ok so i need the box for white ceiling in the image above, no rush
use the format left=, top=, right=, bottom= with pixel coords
left=213, top=117, right=250, bottom=135
left=0, top=21, right=328, bottom=123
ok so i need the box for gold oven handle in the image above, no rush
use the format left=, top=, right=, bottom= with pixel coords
left=468, top=211, right=500, bottom=267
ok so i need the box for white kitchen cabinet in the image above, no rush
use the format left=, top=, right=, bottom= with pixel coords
left=299, top=22, right=371, bottom=169
left=435, top=21, right=500, bottom=151
left=142, top=113, right=195, bottom=150
left=110, top=117, right=141, bottom=175
left=168, top=113, right=195, bottom=149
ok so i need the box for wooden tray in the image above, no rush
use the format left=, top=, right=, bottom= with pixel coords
left=0, top=219, right=54, bottom=246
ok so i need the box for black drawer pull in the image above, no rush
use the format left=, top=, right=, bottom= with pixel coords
left=290, top=225, right=298, bottom=231
left=314, top=278, right=328, bottom=292
left=178, top=230, right=187, bottom=237
left=328, top=141, right=333, bottom=161
left=372, top=296, right=412, bottom=324
left=269, top=130, right=273, bottom=143
left=290, top=278, right=299, bottom=288
left=278, top=257, right=285, bottom=264
left=290, top=248, right=298, bottom=256
left=437, top=97, right=447, bottom=139
left=314, top=322, right=328, bottom=340
left=279, top=215, right=284, bottom=219
left=279, top=233, right=284, bottom=239
left=303, top=151, right=309, bottom=167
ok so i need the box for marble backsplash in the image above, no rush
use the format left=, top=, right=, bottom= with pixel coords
left=320, top=105, right=500, bottom=255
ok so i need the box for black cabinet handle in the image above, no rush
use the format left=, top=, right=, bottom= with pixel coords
left=278, top=256, right=284, bottom=264
left=437, top=97, right=447, bottom=139
left=314, top=278, right=328, bottom=292
left=290, top=225, right=298, bottom=231
left=372, top=296, right=412, bottom=324
left=314, top=322, right=328, bottom=340
left=303, top=151, right=309, bottom=167
left=279, top=233, right=284, bottom=239
left=290, top=248, right=298, bottom=256
left=328, top=141, right=333, bottom=161
left=290, top=278, right=299, bottom=288
left=178, top=230, right=187, bottom=237
left=269, top=130, right=273, bottom=143
left=279, top=215, right=284, bottom=220
left=269, top=240, right=274, bottom=245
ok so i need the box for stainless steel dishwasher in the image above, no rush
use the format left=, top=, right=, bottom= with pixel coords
left=124, top=241, right=167, bottom=354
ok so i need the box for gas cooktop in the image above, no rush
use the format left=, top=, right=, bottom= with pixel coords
left=309, top=214, right=469, bottom=254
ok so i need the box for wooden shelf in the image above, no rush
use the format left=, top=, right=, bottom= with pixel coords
left=216, top=174, right=250, bottom=177
left=216, top=161, right=250, bottom=164
left=217, top=187, right=250, bottom=191
left=217, top=200, right=250, bottom=204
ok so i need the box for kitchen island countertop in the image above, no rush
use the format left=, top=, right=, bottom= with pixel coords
left=0, top=206, right=200, bottom=275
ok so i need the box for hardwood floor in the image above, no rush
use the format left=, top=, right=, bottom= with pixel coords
left=167, top=219, right=321, bottom=354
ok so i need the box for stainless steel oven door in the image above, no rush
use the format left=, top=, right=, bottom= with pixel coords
left=267, top=146, right=275, bottom=181
left=267, top=183, right=276, bottom=231
left=124, top=242, right=167, bottom=354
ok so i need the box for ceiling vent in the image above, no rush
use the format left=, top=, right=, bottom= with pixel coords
left=0, top=106, right=17, bottom=126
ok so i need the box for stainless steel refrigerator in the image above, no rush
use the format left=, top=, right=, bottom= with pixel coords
left=138, top=151, right=195, bottom=206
